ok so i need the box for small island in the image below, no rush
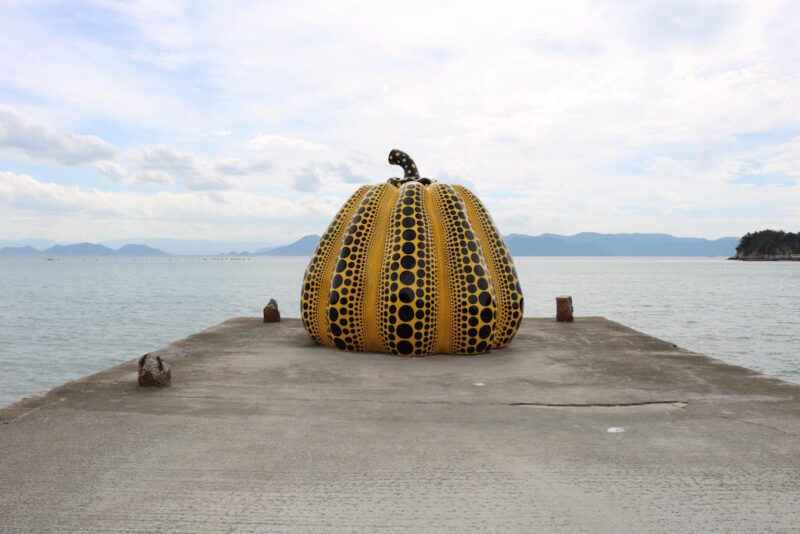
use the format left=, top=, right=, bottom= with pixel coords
left=731, top=230, right=800, bottom=260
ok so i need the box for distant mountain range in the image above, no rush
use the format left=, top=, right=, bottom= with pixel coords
left=504, top=233, right=739, bottom=256
left=254, top=235, right=322, bottom=256
left=0, top=233, right=740, bottom=258
left=238, top=232, right=739, bottom=257
left=101, top=238, right=275, bottom=256
left=0, top=242, right=167, bottom=257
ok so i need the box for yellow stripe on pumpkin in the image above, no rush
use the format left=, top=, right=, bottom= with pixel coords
left=453, top=185, right=523, bottom=348
left=377, top=181, right=438, bottom=355
left=363, top=184, right=399, bottom=352
left=425, top=185, right=451, bottom=355
left=326, top=184, right=391, bottom=352
left=301, top=185, right=370, bottom=346
left=430, top=184, right=498, bottom=354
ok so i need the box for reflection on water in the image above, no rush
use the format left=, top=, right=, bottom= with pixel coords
left=1, top=256, right=798, bottom=407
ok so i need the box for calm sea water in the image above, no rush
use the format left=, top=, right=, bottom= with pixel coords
left=1, top=256, right=798, bottom=407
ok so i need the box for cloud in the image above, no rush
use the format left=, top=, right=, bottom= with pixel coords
left=293, top=166, right=320, bottom=192
left=0, top=170, right=346, bottom=241
left=130, top=146, right=236, bottom=190
left=126, top=169, right=174, bottom=186
left=247, top=134, right=326, bottom=153
left=214, top=159, right=250, bottom=176
left=625, top=1, right=736, bottom=49
left=330, top=162, right=369, bottom=184
left=1, top=1, right=799, bottom=238
left=124, top=144, right=281, bottom=190
left=244, top=134, right=374, bottom=192
left=291, top=162, right=369, bottom=192
left=90, top=160, right=127, bottom=181
left=0, top=107, right=117, bottom=165
left=8, top=149, right=792, bottom=243
left=0, top=107, right=266, bottom=190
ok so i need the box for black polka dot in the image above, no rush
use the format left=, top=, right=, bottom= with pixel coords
left=398, top=287, right=414, bottom=303
left=400, top=256, right=415, bottom=269
left=397, top=324, right=413, bottom=338
left=398, top=305, right=414, bottom=321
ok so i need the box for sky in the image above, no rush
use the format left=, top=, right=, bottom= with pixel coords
left=0, top=0, right=798, bottom=245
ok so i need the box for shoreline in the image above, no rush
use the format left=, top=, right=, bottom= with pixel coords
left=729, top=256, right=800, bottom=261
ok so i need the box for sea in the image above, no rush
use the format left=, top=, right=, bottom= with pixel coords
left=1, top=256, right=798, bottom=407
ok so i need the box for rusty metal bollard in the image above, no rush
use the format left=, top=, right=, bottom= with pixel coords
left=555, top=295, right=574, bottom=322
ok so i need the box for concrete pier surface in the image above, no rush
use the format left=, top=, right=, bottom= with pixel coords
left=1, top=318, right=799, bottom=533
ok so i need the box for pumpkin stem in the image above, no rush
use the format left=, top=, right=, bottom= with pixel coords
left=388, top=149, right=420, bottom=180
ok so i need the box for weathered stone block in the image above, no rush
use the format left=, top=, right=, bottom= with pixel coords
left=263, top=298, right=280, bottom=323
left=138, top=353, right=171, bottom=387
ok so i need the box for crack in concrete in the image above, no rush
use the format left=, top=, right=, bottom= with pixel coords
left=509, top=400, right=686, bottom=408
left=170, top=395, right=688, bottom=409
left=737, top=419, right=797, bottom=436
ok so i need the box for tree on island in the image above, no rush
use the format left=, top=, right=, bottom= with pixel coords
left=734, top=230, right=800, bottom=260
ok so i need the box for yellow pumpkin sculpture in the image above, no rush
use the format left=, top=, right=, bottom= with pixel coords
left=301, top=149, right=523, bottom=355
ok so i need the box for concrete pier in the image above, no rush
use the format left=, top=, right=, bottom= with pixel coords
left=1, top=317, right=799, bottom=532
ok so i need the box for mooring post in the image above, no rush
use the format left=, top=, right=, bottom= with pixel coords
left=263, top=298, right=281, bottom=323
left=556, top=295, right=574, bottom=322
